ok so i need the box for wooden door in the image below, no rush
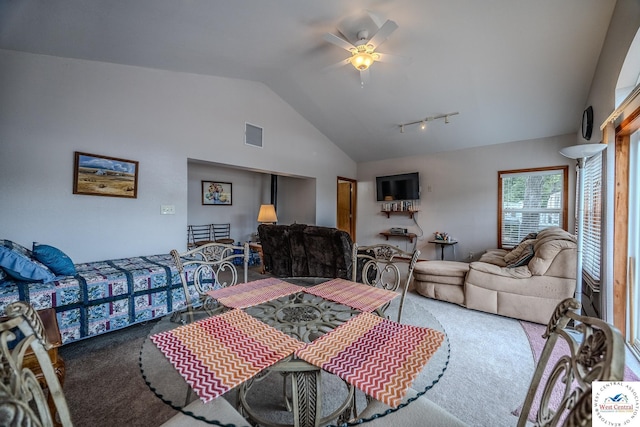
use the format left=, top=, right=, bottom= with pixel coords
left=337, top=177, right=356, bottom=240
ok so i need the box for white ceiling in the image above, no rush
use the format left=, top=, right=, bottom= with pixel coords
left=0, top=0, right=617, bottom=163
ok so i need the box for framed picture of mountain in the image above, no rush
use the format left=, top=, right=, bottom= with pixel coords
left=73, top=152, right=139, bottom=198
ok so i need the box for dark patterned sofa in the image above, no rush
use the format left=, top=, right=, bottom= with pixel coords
left=257, top=224, right=353, bottom=279
left=0, top=239, right=201, bottom=344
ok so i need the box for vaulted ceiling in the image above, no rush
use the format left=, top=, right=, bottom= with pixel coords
left=0, top=0, right=616, bottom=162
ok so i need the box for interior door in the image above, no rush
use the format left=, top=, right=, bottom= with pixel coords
left=337, top=177, right=356, bottom=241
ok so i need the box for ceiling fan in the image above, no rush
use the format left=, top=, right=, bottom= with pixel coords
left=323, top=18, right=402, bottom=86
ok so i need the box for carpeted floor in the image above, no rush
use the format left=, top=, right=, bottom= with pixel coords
left=59, top=267, right=538, bottom=426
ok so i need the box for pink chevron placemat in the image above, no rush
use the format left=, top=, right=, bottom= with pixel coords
left=303, top=278, right=398, bottom=312
left=151, top=309, right=305, bottom=403
left=205, top=277, right=304, bottom=309
left=295, top=312, right=445, bottom=408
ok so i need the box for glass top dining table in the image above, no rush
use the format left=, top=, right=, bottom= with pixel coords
left=139, top=277, right=450, bottom=427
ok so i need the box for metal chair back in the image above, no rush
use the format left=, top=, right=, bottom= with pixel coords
left=0, top=302, right=73, bottom=426
left=171, top=242, right=248, bottom=318
left=187, top=224, right=214, bottom=249
left=212, top=223, right=234, bottom=244
left=352, top=243, right=421, bottom=323
left=517, top=298, right=625, bottom=426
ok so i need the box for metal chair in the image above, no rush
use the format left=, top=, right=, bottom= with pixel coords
left=212, top=223, right=234, bottom=244
left=517, top=298, right=625, bottom=426
left=0, top=301, right=73, bottom=427
left=352, top=243, right=421, bottom=323
left=186, top=224, right=214, bottom=249
left=170, top=242, right=248, bottom=320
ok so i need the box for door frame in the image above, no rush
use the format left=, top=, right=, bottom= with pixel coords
left=337, top=177, right=357, bottom=241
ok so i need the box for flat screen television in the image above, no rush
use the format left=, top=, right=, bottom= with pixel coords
left=376, top=172, right=420, bottom=201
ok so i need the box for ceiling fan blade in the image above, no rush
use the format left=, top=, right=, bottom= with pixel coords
left=367, top=19, right=398, bottom=50
left=323, top=33, right=356, bottom=52
left=322, top=58, right=352, bottom=72
left=375, top=52, right=410, bottom=65
left=359, top=68, right=370, bottom=86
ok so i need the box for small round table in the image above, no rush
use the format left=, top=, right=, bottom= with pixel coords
left=429, top=239, right=458, bottom=260
left=139, top=277, right=450, bottom=427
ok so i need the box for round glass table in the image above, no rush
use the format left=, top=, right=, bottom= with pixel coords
left=139, top=277, right=450, bottom=427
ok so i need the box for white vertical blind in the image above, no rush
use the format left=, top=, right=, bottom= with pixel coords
left=581, top=152, right=603, bottom=291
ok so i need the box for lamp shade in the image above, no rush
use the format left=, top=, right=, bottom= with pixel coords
left=559, top=143, right=606, bottom=159
left=257, top=204, right=278, bottom=223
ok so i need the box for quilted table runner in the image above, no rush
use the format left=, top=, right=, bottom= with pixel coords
left=206, top=278, right=304, bottom=309
left=304, top=278, right=398, bottom=313
left=295, top=312, right=445, bottom=408
left=150, top=309, right=305, bottom=403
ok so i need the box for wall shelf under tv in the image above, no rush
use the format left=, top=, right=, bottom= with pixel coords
left=379, top=231, right=417, bottom=243
left=381, top=210, right=419, bottom=219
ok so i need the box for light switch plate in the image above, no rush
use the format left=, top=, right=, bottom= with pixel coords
left=161, top=205, right=175, bottom=215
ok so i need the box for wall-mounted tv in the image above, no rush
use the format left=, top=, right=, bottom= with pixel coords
left=375, top=172, right=420, bottom=201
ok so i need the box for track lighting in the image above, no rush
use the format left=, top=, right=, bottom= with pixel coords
left=399, top=112, right=459, bottom=133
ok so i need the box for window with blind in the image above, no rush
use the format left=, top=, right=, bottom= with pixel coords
left=580, top=152, right=603, bottom=291
left=498, top=166, right=569, bottom=248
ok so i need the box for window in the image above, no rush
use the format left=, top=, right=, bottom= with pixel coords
left=498, top=166, right=569, bottom=248
left=581, top=152, right=604, bottom=291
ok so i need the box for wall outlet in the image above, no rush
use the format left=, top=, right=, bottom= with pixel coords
left=468, top=252, right=474, bottom=260
left=161, top=205, right=175, bottom=215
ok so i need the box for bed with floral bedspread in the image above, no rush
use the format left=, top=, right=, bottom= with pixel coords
left=0, top=240, right=200, bottom=344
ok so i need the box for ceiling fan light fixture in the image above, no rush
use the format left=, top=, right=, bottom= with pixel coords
left=351, top=51, right=374, bottom=71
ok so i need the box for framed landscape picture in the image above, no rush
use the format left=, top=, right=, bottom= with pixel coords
left=73, top=152, right=139, bottom=198
left=202, top=181, right=232, bottom=205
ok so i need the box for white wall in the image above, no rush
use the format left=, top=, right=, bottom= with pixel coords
left=357, top=134, right=577, bottom=261
left=0, top=49, right=356, bottom=263
left=187, top=162, right=267, bottom=245
left=276, top=176, right=316, bottom=226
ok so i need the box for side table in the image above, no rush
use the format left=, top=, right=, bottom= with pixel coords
left=429, top=240, right=458, bottom=260
left=26, top=308, right=65, bottom=427
left=249, top=242, right=265, bottom=274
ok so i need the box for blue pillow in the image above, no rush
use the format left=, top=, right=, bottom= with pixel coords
left=32, top=243, right=76, bottom=276
left=0, top=246, right=55, bottom=282
left=0, top=239, right=33, bottom=257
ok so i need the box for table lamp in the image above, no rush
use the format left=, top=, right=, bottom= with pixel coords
left=257, top=204, right=278, bottom=225
left=559, top=142, right=607, bottom=313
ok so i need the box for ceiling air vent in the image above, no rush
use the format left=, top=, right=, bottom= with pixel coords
left=245, top=123, right=263, bottom=148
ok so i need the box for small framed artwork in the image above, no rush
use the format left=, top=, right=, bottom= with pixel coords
left=73, top=152, right=139, bottom=198
left=202, top=181, right=232, bottom=205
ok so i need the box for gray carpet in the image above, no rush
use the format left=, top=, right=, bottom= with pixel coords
left=59, top=267, right=534, bottom=426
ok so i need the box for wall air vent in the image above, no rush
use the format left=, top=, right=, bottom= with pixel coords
left=245, top=123, right=263, bottom=148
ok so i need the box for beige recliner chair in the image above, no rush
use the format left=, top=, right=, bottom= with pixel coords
left=414, top=227, right=577, bottom=324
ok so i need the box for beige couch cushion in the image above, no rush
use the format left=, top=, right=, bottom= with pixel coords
left=478, top=250, right=507, bottom=266
left=529, top=228, right=576, bottom=276
left=414, top=273, right=465, bottom=285
left=414, top=260, right=469, bottom=277
left=504, top=239, right=536, bottom=264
